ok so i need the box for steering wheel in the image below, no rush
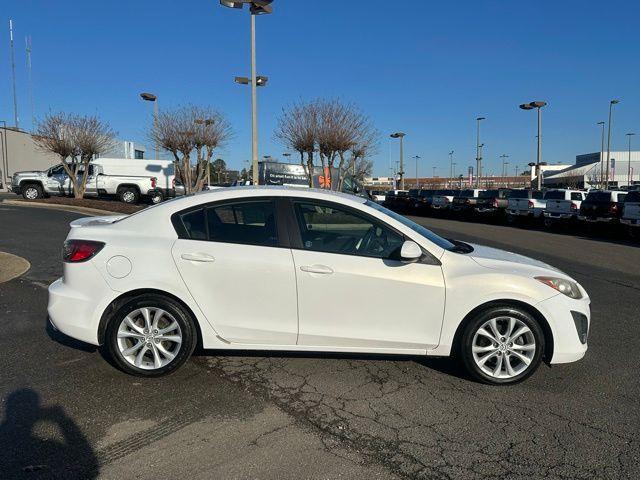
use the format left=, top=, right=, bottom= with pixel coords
left=358, top=226, right=389, bottom=256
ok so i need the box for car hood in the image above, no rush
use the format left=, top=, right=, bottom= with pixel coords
left=466, top=243, right=564, bottom=277
left=13, top=170, right=46, bottom=176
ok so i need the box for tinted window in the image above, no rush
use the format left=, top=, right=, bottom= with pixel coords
left=544, top=190, right=566, bottom=200
left=532, top=191, right=544, bottom=199
left=510, top=190, right=529, bottom=199
left=459, top=190, right=475, bottom=198
left=207, top=201, right=278, bottom=247
left=419, top=190, right=435, bottom=197
left=586, top=192, right=612, bottom=202
left=571, top=192, right=584, bottom=201
left=408, top=189, right=420, bottom=196
left=293, top=202, right=404, bottom=259
left=617, top=194, right=627, bottom=203
left=50, top=165, right=65, bottom=175
left=625, top=191, right=640, bottom=202
left=180, top=209, right=207, bottom=240
left=479, top=190, right=499, bottom=198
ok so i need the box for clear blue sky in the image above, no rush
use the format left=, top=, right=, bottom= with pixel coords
left=2, top=0, right=640, bottom=177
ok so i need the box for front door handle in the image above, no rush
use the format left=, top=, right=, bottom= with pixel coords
left=181, top=253, right=215, bottom=263
left=300, top=264, right=334, bottom=275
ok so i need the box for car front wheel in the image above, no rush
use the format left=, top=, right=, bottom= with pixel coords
left=460, top=306, right=544, bottom=385
left=105, top=294, right=197, bottom=377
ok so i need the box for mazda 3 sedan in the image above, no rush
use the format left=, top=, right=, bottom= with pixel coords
left=48, top=187, right=590, bottom=385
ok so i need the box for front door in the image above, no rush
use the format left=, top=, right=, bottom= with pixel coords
left=289, top=200, right=446, bottom=350
left=171, top=199, right=298, bottom=345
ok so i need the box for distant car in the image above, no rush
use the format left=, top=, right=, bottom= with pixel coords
left=431, top=189, right=457, bottom=212
left=543, top=190, right=586, bottom=227
left=451, top=189, right=485, bottom=217
left=383, top=189, right=409, bottom=210
left=474, top=189, right=512, bottom=218
left=578, top=190, right=627, bottom=225
left=368, top=190, right=387, bottom=203
left=48, top=186, right=590, bottom=385
left=414, top=189, right=438, bottom=214
left=507, top=190, right=546, bottom=222
left=621, top=190, right=640, bottom=238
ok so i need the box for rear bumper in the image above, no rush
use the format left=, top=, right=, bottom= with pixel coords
left=620, top=218, right=640, bottom=226
left=578, top=215, right=617, bottom=223
left=544, top=211, right=576, bottom=220
left=535, top=293, right=591, bottom=364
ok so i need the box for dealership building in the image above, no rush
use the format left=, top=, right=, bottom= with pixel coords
left=543, top=152, right=640, bottom=189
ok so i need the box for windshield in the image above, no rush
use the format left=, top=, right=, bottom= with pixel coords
left=365, top=200, right=455, bottom=251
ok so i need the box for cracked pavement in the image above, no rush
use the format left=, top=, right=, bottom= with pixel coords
left=0, top=204, right=638, bottom=479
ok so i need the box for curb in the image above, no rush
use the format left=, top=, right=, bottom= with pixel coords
left=0, top=251, right=31, bottom=284
left=1, top=199, right=118, bottom=216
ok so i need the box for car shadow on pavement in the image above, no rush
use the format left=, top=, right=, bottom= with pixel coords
left=0, top=388, right=99, bottom=479
left=46, top=317, right=98, bottom=353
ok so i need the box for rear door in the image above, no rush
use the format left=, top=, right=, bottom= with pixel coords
left=171, top=198, right=299, bottom=345
left=288, top=199, right=445, bottom=350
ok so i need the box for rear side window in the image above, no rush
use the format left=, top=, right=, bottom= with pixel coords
left=207, top=201, right=278, bottom=247
left=180, top=209, right=207, bottom=240
left=571, top=192, right=584, bottom=201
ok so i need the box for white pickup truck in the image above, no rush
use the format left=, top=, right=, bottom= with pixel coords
left=542, top=190, right=587, bottom=227
left=10, top=163, right=161, bottom=204
left=506, top=189, right=546, bottom=222
left=431, top=189, right=457, bottom=212
left=621, top=190, right=640, bottom=238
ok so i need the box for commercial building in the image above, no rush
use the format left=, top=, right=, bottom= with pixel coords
left=544, top=151, right=640, bottom=189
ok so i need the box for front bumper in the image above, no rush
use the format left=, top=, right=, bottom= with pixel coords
left=535, top=293, right=591, bottom=364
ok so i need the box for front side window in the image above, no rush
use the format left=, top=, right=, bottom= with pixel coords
left=571, top=192, right=584, bottom=201
left=293, top=201, right=404, bottom=259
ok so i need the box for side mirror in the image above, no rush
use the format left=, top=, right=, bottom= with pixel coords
left=400, top=240, right=422, bottom=262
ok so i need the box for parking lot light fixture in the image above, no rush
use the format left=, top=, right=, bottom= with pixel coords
left=140, top=92, right=159, bottom=160
left=596, top=121, right=606, bottom=187
left=605, top=100, right=620, bottom=189
left=627, top=133, right=635, bottom=188
left=390, top=132, right=406, bottom=190
left=448, top=150, right=454, bottom=188
left=413, top=155, right=421, bottom=188
left=519, top=101, right=547, bottom=190
left=475, top=117, right=485, bottom=187
left=220, top=0, right=274, bottom=185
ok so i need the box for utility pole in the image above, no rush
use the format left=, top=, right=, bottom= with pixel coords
left=9, top=20, right=19, bottom=128
left=597, top=121, right=605, bottom=188
left=475, top=117, right=485, bottom=187
left=448, top=150, right=454, bottom=188
left=500, top=154, right=509, bottom=186
left=390, top=132, right=406, bottom=189
left=627, top=133, right=635, bottom=188
left=25, top=35, right=35, bottom=129
left=605, top=100, right=620, bottom=189
left=413, top=155, right=421, bottom=188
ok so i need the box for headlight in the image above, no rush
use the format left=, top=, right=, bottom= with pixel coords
left=535, top=276, right=582, bottom=299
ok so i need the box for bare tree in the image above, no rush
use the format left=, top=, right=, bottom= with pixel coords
left=275, top=101, right=317, bottom=187
left=150, top=105, right=231, bottom=194
left=34, top=113, right=115, bottom=199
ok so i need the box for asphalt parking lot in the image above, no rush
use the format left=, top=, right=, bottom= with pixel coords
left=0, top=202, right=638, bottom=479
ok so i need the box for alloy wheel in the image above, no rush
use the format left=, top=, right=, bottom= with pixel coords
left=116, top=307, right=182, bottom=370
left=471, top=315, right=536, bottom=379
left=25, top=187, right=38, bottom=200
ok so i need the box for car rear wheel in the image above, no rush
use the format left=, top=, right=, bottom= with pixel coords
left=118, top=187, right=139, bottom=204
left=460, top=306, right=544, bottom=385
left=22, top=183, right=43, bottom=200
left=105, top=294, right=197, bottom=377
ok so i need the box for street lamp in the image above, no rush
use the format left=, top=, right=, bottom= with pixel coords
left=448, top=150, right=454, bottom=188
left=605, top=99, right=620, bottom=189
left=390, top=132, right=406, bottom=189
left=475, top=117, right=485, bottom=187
left=519, top=101, right=547, bottom=190
left=221, top=0, right=274, bottom=185
left=452, top=162, right=457, bottom=185
left=282, top=152, right=291, bottom=163
left=597, top=121, right=606, bottom=187
left=500, top=154, right=509, bottom=186
left=626, top=132, right=635, bottom=188
left=412, top=155, right=421, bottom=188
left=140, top=92, right=158, bottom=160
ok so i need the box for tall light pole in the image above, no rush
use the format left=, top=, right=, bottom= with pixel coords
left=448, top=150, right=454, bottom=188
left=221, top=1, right=273, bottom=185
left=9, top=20, right=19, bottom=128
left=605, top=99, right=620, bottom=189
left=390, top=132, right=406, bottom=189
left=413, top=155, right=420, bottom=188
left=475, top=117, right=485, bottom=187
left=140, top=92, right=158, bottom=160
left=283, top=152, right=291, bottom=163
left=500, top=154, right=509, bottom=186
left=519, top=101, right=547, bottom=190
left=597, top=121, right=606, bottom=187
left=627, top=132, right=635, bottom=188
left=452, top=162, right=457, bottom=186
left=432, top=166, right=437, bottom=178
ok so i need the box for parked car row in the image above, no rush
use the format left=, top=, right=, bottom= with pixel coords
left=379, top=187, right=640, bottom=240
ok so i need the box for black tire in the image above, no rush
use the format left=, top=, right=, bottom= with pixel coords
left=459, top=306, right=545, bottom=385
left=104, top=293, right=197, bottom=377
left=149, top=191, right=164, bottom=205
left=22, top=183, right=43, bottom=200
left=118, top=186, right=139, bottom=204
left=506, top=214, right=516, bottom=225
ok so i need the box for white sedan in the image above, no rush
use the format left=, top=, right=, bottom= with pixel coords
left=48, top=187, right=590, bottom=385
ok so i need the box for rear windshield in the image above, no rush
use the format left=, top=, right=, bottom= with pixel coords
left=544, top=190, right=566, bottom=200
left=625, top=191, right=640, bottom=202
left=408, top=189, right=420, bottom=196
left=458, top=190, right=476, bottom=198
left=397, top=191, right=408, bottom=197
left=510, top=190, right=529, bottom=199
left=436, top=190, right=456, bottom=196
left=479, top=190, right=499, bottom=198
left=586, top=192, right=612, bottom=202
left=419, top=190, right=435, bottom=197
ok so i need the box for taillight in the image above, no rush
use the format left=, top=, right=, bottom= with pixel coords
left=492, top=199, right=499, bottom=208
left=570, top=202, right=577, bottom=211
left=465, top=199, right=471, bottom=205
left=445, top=198, right=450, bottom=203
left=528, top=200, right=534, bottom=208
left=172, top=178, right=176, bottom=188
left=610, top=203, right=619, bottom=214
left=62, top=240, right=105, bottom=263
left=151, top=177, right=157, bottom=188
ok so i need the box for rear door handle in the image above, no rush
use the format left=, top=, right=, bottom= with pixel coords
left=300, top=264, right=334, bottom=275
left=181, top=253, right=215, bottom=263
